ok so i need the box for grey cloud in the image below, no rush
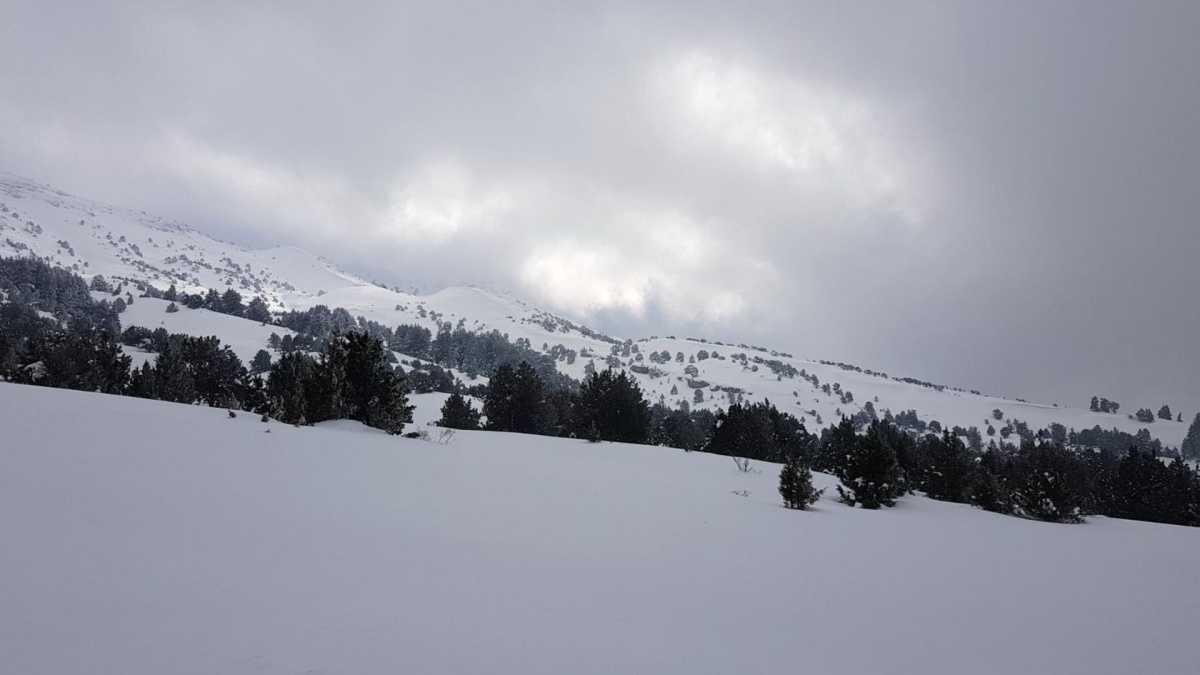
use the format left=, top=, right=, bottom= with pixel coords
left=1, top=1, right=1197, bottom=417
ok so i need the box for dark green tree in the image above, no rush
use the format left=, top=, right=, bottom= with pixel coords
left=438, top=392, right=481, bottom=430
left=267, top=352, right=317, bottom=424
left=835, top=419, right=902, bottom=509
left=779, top=455, right=823, bottom=509
left=1008, top=440, right=1086, bottom=523
left=220, top=288, right=244, bottom=316
left=570, top=369, right=650, bottom=443
left=918, top=431, right=975, bottom=502
left=244, top=296, right=271, bottom=323
left=1182, top=413, right=1200, bottom=460
left=251, top=349, right=272, bottom=374
left=483, top=362, right=548, bottom=434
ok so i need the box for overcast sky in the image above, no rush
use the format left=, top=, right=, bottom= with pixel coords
left=2, top=1, right=1198, bottom=416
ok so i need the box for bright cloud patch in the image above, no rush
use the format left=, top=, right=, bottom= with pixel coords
left=651, top=50, right=927, bottom=224
left=385, top=160, right=517, bottom=243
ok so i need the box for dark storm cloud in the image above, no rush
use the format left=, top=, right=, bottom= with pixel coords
left=2, top=1, right=1197, bottom=415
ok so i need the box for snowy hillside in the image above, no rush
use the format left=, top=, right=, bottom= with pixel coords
left=1, top=383, right=1197, bottom=675
left=3, top=170, right=1188, bottom=447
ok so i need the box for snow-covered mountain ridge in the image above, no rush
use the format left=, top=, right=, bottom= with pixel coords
left=2, top=170, right=1188, bottom=447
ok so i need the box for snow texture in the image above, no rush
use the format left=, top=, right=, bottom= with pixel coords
left=1, top=382, right=1197, bottom=674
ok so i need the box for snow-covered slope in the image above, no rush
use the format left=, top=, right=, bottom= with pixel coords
left=1, top=382, right=1197, bottom=675
left=0, top=171, right=361, bottom=304
left=3, top=170, right=1188, bottom=446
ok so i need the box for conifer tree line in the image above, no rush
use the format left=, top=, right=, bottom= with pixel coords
left=438, top=361, right=1200, bottom=526
left=4, top=257, right=1200, bottom=526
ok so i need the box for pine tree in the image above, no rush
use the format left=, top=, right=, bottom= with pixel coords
left=1183, top=413, right=1200, bottom=460
left=969, top=450, right=1012, bottom=514
left=1008, top=440, right=1086, bottom=523
left=251, top=349, right=272, bottom=374
left=267, top=352, right=316, bottom=424
left=244, top=296, right=271, bottom=323
left=153, top=340, right=196, bottom=404
left=708, top=402, right=774, bottom=462
left=1158, top=404, right=1173, bottom=421
left=203, top=288, right=222, bottom=311
left=570, top=369, right=650, bottom=443
left=919, top=431, right=974, bottom=502
left=220, top=288, right=244, bottom=317
left=835, top=420, right=902, bottom=509
left=438, top=392, right=481, bottom=430
left=483, top=362, right=548, bottom=434
left=339, top=332, right=412, bottom=434
left=165, top=302, right=179, bottom=313
left=779, top=455, right=823, bottom=509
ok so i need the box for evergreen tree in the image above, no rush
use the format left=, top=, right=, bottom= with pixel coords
left=35, top=332, right=130, bottom=394
left=814, top=416, right=857, bottom=473
left=182, top=336, right=245, bottom=407
left=338, top=332, right=412, bottom=434
left=251, top=349, right=272, bottom=374
left=235, top=372, right=270, bottom=415
left=203, top=288, right=222, bottom=311
left=570, top=369, right=650, bottom=443
left=153, top=340, right=197, bottom=404
left=708, top=402, right=775, bottom=462
left=1183, top=413, right=1200, bottom=460
left=164, top=283, right=177, bottom=301
left=220, top=288, right=244, bottom=316
left=244, top=296, right=271, bottom=323
left=1008, top=440, right=1086, bottom=523
left=1158, top=404, right=1173, bottom=421
left=1107, top=448, right=1174, bottom=524
left=969, top=449, right=1012, bottom=514
left=267, top=352, right=317, bottom=424
left=835, top=419, right=902, bottom=509
left=483, top=362, right=549, bottom=434
left=182, top=292, right=204, bottom=309
left=779, top=455, right=823, bottom=509
left=126, top=362, right=158, bottom=399
left=438, top=392, right=481, bottom=430
left=919, top=431, right=975, bottom=502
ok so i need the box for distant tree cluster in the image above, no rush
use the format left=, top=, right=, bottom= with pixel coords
left=1089, top=396, right=1120, bottom=414
left=172, top=285, right=272, bottom=322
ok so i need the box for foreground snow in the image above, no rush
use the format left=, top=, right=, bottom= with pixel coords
left=1, top=383, right=1196, bottom=675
